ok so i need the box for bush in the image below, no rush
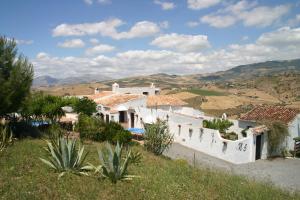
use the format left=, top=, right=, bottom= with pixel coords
left=264, top=121, right=289, bottom=155
left=203, top=119, right=233, bottom=133
left=222, top=132, right=238, bottom=140
left=75, top=114, right=105, bottom=141
left=144, top=120, right=173, bottom=155
left=75, top=115, right=132, bottom=144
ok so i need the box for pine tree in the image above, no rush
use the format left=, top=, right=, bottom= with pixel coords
left=0, top=36, right=33, bottom=116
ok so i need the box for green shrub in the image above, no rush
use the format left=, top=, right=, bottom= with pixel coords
left=40, top=137, right=91, bottom=178
left=144, top=120, right=173, bottom=155
left=223, top=132, right=238, bottom=140
left=93, top=142, right=137, bottom=183
left=263, top=121, right=289, bottom=155
left=203, top=118, right=233, bottom=133
left=75, top=114, right=105, bottom=141
left=75, top=115, right=132, bottom=144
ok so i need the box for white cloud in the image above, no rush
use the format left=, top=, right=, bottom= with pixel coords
left=154, top=0, right=175, bottom=10
left=187, top=0, right=221, bottom=10
left=201, top=1, right=291, bottom=28
left=201, top=14, right=236, bottom=28
left=257, top=26, right=300, bottom=47
left=85, top=44, right=116, bottom=55
left=33, top=27, right=300, bottom=79
left=98, top=0, right=111, bottom=5
left=186, top=21, right=199, bottom=27
left=240, top=5, right=291, bottom=27
left=89, top=38, right=99, bottom=44
left=16, top=39, right=34, bottom=45
left=52, top=18, right=160, bottom=40
left=83, top=0, right=93, bottom=5
left=288, top=14, right=300, bottom=26
left=58, top=39, right=85, bottom=48
left=242, top=36, right=249, bottom=41
left=151, top=33, right=210, bottom=52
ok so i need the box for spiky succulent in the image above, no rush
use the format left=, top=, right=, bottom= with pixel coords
left=40, top=137, right=91, bottom=178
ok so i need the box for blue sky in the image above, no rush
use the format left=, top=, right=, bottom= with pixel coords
left=1, top=0, right=300, bottom=78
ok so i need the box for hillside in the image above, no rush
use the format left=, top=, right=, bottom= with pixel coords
left=198, top=59, right=300, bottom=82
left=33, top=74, right=111, bottom=87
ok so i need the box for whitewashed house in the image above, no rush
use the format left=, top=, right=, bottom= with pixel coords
left=83, top=83, right=272, bottom=164
left=240, top=105, right=300, bottom=152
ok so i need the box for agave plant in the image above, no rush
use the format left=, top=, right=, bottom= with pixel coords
left=128, top=150, right=142, bottom=165
left=40, top=137, right=91, bottom=178
left=0, top=126, right=13, bottom=152
left=96, top=142, right=137, bottom=184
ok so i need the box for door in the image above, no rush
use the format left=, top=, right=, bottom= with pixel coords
left=130, top=113, right=135, bottom=128
left=105, top=114, right=109, bottom=123
left=255, top=135, right=262, bottom=160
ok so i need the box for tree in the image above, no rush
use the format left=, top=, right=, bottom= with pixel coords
left=73, top=97, right=96, bottom=116
left=144, top=119, right=173, bottom=155
left=0, top=37, right=33, bottom=116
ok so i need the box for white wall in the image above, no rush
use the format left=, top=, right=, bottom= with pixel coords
left=287, top=114, right=300, bottom=150
left=135, top=107, right=257, bottom=164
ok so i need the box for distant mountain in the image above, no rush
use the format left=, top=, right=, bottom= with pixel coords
left=198, top=59, right=300, bottom=82
left=33, top=74, right=111, bottom=87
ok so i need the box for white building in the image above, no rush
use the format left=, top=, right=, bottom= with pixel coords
left=240, top=105, right=300, bottom=152
left=83, top=83, right=272, bottom=164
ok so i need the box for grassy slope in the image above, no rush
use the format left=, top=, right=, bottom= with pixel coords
left=0, top=139, right=299, bottom=200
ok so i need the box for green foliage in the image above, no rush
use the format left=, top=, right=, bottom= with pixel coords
left=222, top=132, right=238, bottom=140
left=0, top=36, right=33, bottom=116
left=144, top=120, right=173, bottom=155
left=21, top=92, right=66, bottom=123
left=95, top=142, right=136, bottom=183
left=75, top=114, right=105, bottom=141
left=264, top=121, right=289, bottom=155
left=40, top=137, right=91, bottom=178
left=203, top=118, right=233, bottom=133
left=75, top=115, right=132, bottom=144
left=0, top=125, right=13, bottom=152
left=128, top=150, right=142, bottom=165
left=73, top=97, right=96, bottom=116
left=241, top=128, right=248, bottom=137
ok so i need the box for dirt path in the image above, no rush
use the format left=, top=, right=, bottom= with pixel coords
left=165, top=143, right=300, bottom=192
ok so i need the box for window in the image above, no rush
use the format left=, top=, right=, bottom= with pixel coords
left=189, top=128, right=193, bottom=138
left=178, top=125, right=181, bottom=136
left=143, top=92, right=149, bottom=95
left=119, top=111, right=126, bottom=123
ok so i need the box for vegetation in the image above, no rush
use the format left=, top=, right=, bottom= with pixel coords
left=94, top=142, right=136, bottom=184
left=75, top=114, right=132, bottom=144
left=263, top=121, right=289, bottom=156
left=21, top=92, right=66, bottom=123
left=203, top=118, right=233, bottom=133
left=144, top=120, right=173, bottom=155
left=0, top=139, right=299, bottom=199
left=222, top=131, right=238, bottom=141
left=0, top=125, right=13, bottom=152
left=0, top=36, right=33, bottom=117
left=40, top=137, right=90, bottom=177
left=72, top=97, right=96, bottom=116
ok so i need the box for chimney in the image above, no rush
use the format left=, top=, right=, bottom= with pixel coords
left=112, top=83, right=119, bottom=93
left=94, top=88, right=100, bottom=94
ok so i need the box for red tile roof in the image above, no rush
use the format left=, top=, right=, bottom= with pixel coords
left=94, top=94, right=142, bottom=107
left=240, top=105, right=299, bottom=124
